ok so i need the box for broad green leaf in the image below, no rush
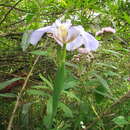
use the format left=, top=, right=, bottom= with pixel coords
left=30, top=50, right=48, bottom=56
left=21, top=30, right=33, bottom=51
left=59, top=102, right=73, bottom=118
left=0, top=93, right=16, bottom=97
left=112, top=116, right=129, bottom=127
left=0, top=77, right=22, bottom=90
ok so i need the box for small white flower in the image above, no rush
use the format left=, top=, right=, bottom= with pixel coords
left=80, top=121, right=84, bottom=125
left=29, top=19, right=99, bottom=51
left=81, top=125, right=86, bottom=129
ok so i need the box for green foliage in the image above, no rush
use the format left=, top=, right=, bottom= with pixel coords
left=0, top=0, right=130, bottom=129
left=112, top=116, right=129, bottom=127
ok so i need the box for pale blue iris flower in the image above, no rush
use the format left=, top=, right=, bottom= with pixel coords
left=29, top=19, right=99, bottom=52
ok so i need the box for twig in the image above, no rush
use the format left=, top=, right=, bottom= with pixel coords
left=0, top=0, right=23, bottom=25
left=0, top=4, right=29, bottom=13
left=86, top=90, right=130, bottom=129
left=7, top=55, right=40, bottom=130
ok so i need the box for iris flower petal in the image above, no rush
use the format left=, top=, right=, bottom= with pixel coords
left=83, top=32, right=99, bottom=51
left=28, top=19, right=99, bottom=52
left=29, top=26, right=52, bottom=45
left=66, top=35, right=83, bottom=51
left=66, top=27, right=80, bottom=42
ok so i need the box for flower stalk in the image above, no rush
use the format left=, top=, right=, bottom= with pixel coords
left=49, top=44, right=66, bottom=128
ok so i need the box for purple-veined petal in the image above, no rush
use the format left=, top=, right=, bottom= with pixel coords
left=29, top=26, right=52, bottom=45
left=71, top=25, right=99, bottom=51
left=83, top=32, right=99, bottom=51
left=66, top=35, right=83, bottom=51
left=66, top=26, right=80, bottom=42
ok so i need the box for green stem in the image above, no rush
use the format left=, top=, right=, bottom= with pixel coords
left=62, top=44, right=66, bottom=65
left=48, top=44, right=66, bottom=129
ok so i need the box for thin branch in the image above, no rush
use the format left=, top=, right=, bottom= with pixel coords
left=0, top=4, right=29, bottom=13
left=7, top=55, right=40, bottom=130
left=0, top=0, right=23, bottom=25
left=86, top=90, right=130, bottom=129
